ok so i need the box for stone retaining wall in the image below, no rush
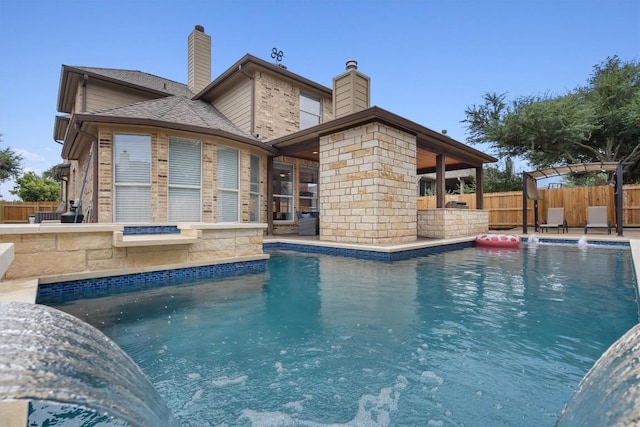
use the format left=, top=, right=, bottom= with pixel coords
left=418, top=209, right=489, bottom=239
left=0, top=223, right=267, bottom=281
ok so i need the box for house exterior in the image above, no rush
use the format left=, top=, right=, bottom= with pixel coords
left=53, top=25, right=496, bottom=245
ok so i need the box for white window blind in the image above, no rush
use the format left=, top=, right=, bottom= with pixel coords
left=217, top=146, right=240, bottom=222
left=249, top=154, right=260, bottom=222
left=168, top=138, right=201, bottom=222
left=114, top=134, right=151, bottom=222
left=300, top=93, right=321, bottom=129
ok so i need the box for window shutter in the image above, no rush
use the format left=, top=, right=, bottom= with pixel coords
left=169, top=138, right=201, bottom=222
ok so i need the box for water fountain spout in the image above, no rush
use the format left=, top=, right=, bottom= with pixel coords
left=0, top=302, right=181, bottom=427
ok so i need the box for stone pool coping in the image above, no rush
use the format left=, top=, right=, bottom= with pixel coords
left=2, top=234, right=639, bottom=306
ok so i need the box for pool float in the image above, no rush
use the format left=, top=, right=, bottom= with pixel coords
left=475, top=233, right=521, bottom=248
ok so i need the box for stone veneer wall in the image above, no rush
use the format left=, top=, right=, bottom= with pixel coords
left=0, top=224, right=266, bottom=281
left=253, top=70, right=333, bottom=140
left=319, top=122, right=417, bottom=244
left=417, top=209, right=489, bottom=239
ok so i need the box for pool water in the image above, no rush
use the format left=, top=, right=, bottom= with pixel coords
left=52, top=245, right=638, bottom=426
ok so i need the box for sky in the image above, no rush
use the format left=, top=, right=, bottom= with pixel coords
left=0, top=0, right=638, bottom=199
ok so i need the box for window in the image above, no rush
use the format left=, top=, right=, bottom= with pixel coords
left=300, top=93, right=321, bottom=129
left=168, top=137, right=201, bottom=222
left=249, top=154, right=261, bottom=222
left=114, top=134, right=151, bottom=223
left=299, top=167, right=318, bottom=213
left=217, top=146, right=240, bottom=222
left=273, top=162, right=294, bottom=221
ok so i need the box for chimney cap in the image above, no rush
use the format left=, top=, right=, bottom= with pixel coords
left=345, top=59, right=358, bottom=71
left=195, top=25, right=205, bottom=33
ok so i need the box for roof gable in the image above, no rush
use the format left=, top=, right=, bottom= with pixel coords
left=57, top=65, right=193, bottom=113
left=194, top=54, right=332, bottom=102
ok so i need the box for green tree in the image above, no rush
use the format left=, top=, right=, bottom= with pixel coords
left=10, top=171, right=60, bottom=201
left=464, top=56, right=640, bottom=180
left=0, top=135, right=23, bottom=182
left=482, top=158, right=523, bottom=193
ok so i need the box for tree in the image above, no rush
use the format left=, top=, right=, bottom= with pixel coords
left=463, top=56, right=640, bottom=180
left=0, top=135, right=23, bottom=182
left=10, top=171, right=60, bottom=201
left=482, top=158, right=523, bottom=193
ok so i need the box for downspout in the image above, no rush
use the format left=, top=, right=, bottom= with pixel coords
left=238, top=64, right=255, bottom=136
left=82, top=74, right=88, bottom=112
left=75, top=123, right=98, bottom=222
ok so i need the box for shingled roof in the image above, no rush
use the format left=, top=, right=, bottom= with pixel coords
left=69, top=66, right=193, bottom=97
left=86, top=95, right=255, bottom=139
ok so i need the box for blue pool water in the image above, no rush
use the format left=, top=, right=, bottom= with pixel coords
left=51, top=245, right=638, bottom=426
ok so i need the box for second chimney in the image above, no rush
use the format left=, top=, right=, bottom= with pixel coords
left=188, top=25, right=211, bottom=94
left=332, top=59, right=371, bottom=119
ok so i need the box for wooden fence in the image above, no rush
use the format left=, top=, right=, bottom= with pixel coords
left=417, top=184, right=640, bottom=229
left=5, top=185, right=640, bottom=228
left=0, top=201, right=60, bottom=224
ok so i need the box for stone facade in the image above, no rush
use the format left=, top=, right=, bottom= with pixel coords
left=319, top=122, right=417, bottom=244
left=417, top=209, right=489, bottom=239
left=253, top=70, right=333, bottom=140
left=0, top=224, right=267, bottom=281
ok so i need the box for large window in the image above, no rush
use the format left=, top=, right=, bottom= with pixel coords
left=299, top=167, right=318, bottom=213
left=249, top=154, right=261, bottom=222
left=273, top=162, right=294, bottom=221
left=217, top=146, right=240, bottom=222
left=114, top=134, right=151, bottom=223
left=300, top=93, right=321, bottom=129
left=168, top=137, right=201, bottom=222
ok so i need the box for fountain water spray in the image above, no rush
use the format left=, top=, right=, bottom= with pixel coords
left=0, top=302, right=180, bottom=427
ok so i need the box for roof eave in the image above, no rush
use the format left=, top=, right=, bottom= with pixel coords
left=270, top=106, right=498, bottom=164
left=66, top=113, right=278, bottom=156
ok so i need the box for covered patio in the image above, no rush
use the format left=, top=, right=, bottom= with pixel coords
left=269, top=106, right=497, bottom=244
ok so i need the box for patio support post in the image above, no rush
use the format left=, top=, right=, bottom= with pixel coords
left=616, top=162, right=624, bottom=236
left=522, top=172, right=528, bottom=234
left=475, top=166, right=483, bottom=210
left=436, top=154, right=445, bottom=208
left=266, top=155, right=274, bottom=235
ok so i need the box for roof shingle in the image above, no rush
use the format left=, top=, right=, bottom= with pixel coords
left=87, top=96, right=257, bottom=140
left=71, top=66, right=193, bottom=97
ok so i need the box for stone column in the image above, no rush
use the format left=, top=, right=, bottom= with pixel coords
left=319, top=122, right=417, bottom=244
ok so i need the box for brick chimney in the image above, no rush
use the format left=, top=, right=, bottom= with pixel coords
left=332, top=60, right=371, bottom=119
left=188, top=25, right=211, bottom=94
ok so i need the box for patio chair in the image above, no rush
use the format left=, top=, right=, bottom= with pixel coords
left=34, top=201, right=66, bottom=223
left=539, top=207, right=568, bottom=234
left=297, top=211, right=319, bottom=236
left=584, top=206, right=611, bottom=234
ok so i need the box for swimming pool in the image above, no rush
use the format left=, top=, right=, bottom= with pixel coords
left=48, top=244, right=638, bottom=426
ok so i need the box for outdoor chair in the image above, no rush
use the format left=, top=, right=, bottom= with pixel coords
left=539, top=207, right=568, bottom=233
left=34, top=201, right=66, bottom=223
left=297, top=211, right=319, bottom=236
left=584, top=206, right=611, bottom=234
